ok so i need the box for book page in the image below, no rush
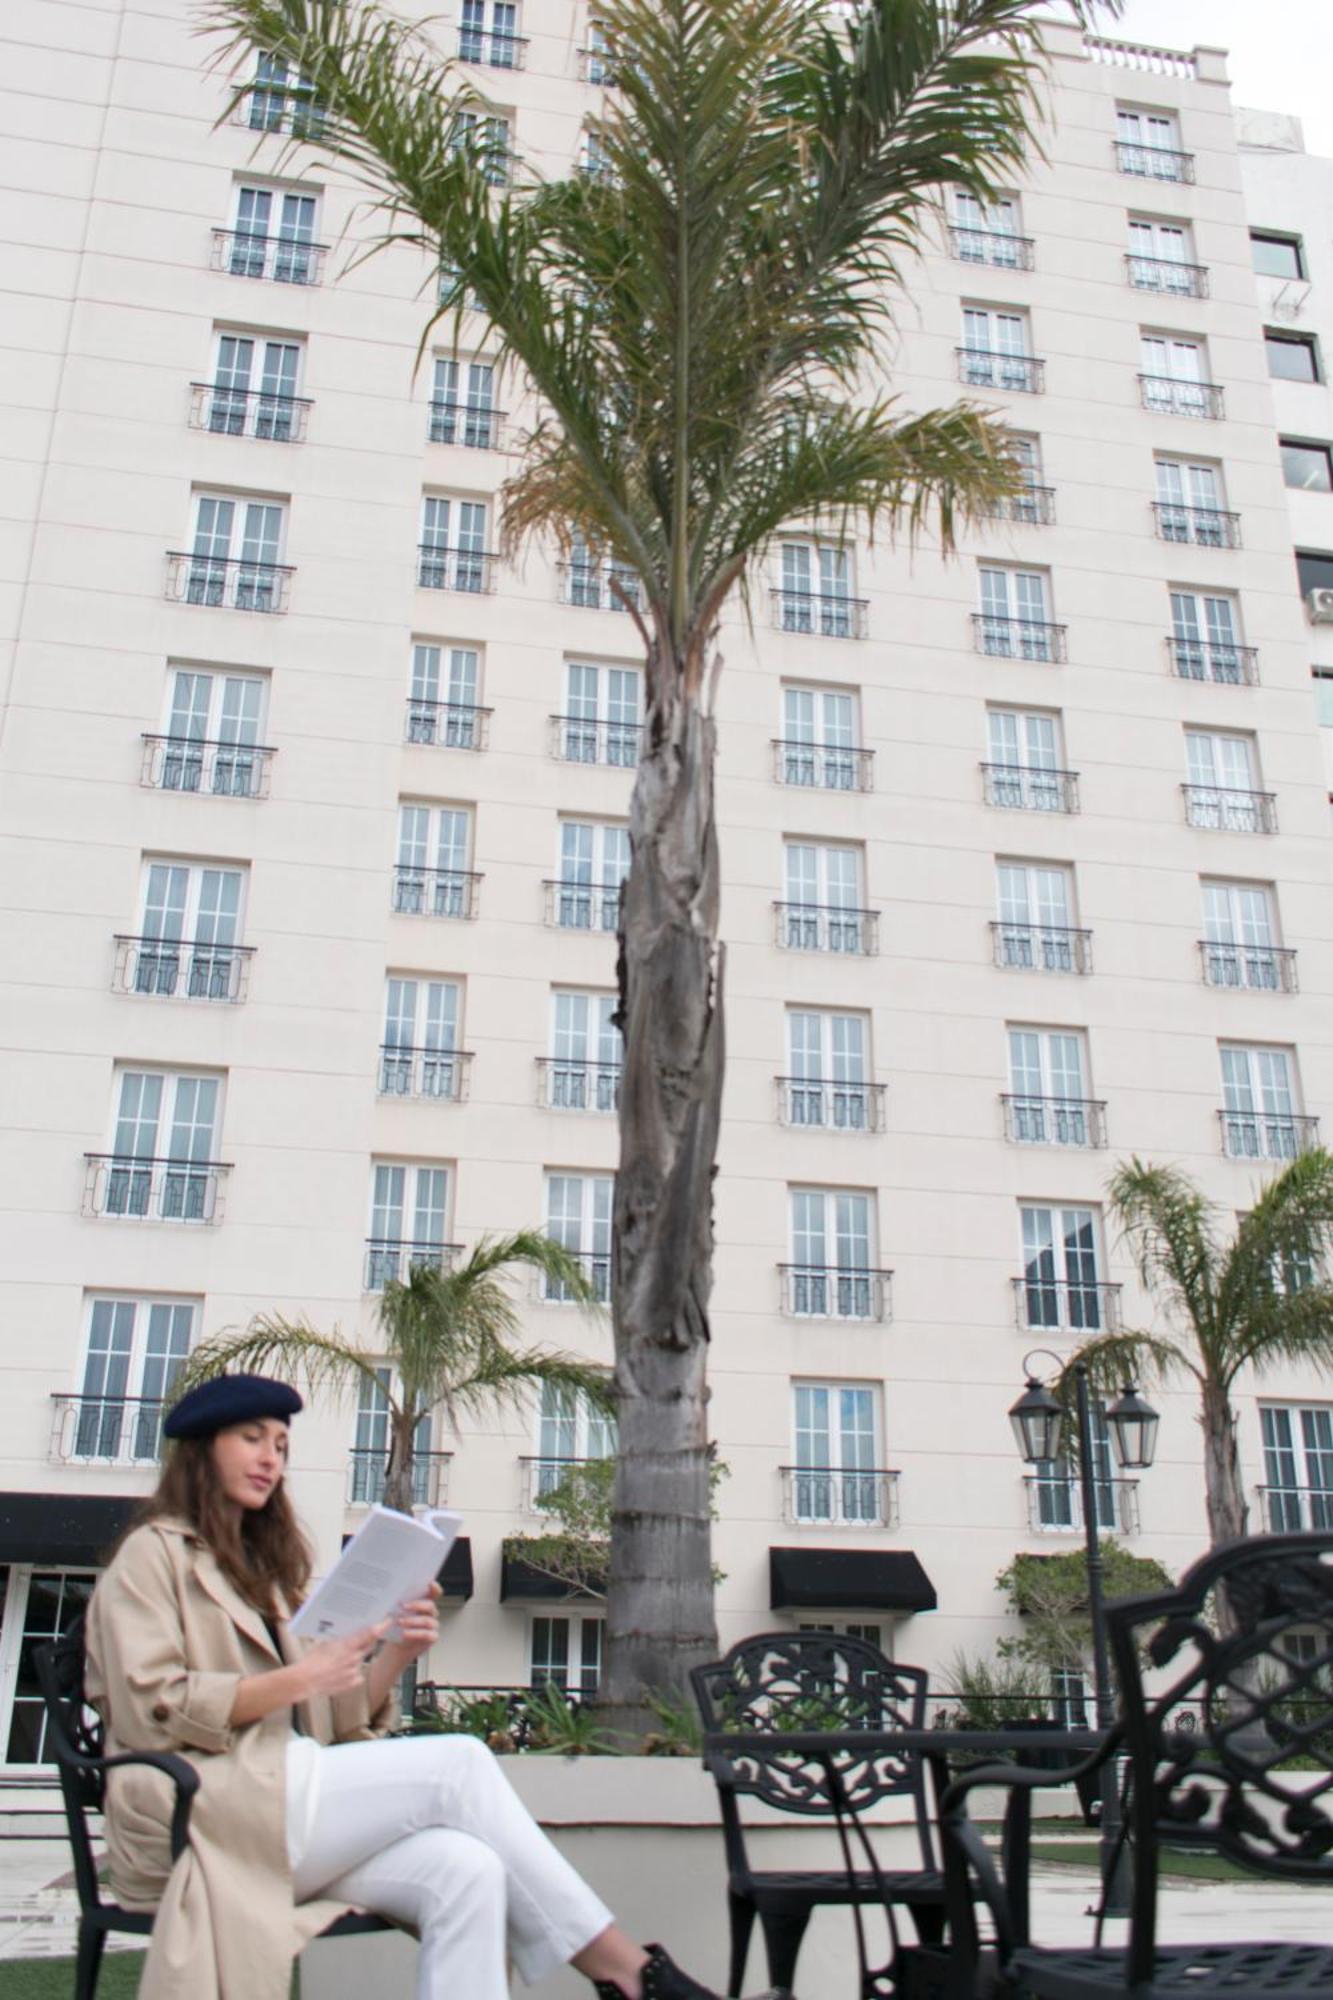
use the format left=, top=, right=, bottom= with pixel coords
left=289, top=1505, right=463, bottom=1641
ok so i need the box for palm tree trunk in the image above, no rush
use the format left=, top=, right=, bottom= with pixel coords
left=1200, top=1379, right=1248, bottom=1547
left=605, top=675, right=723, bottom=1726
left=383, top=1410, right=422, bottom=1715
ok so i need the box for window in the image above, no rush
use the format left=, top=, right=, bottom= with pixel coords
left=783, top=1009, right=876, bottom=1130
left=581, top=125, right=615, bottom=183
left=1184, top=730, right=1269, bottom=832
left=350, top=1370, right=434, bottom=1504
left=1220, top=1045, right=1308, bottom=1160
left=1029, top=1405, right=1119, bottom=1532
left=1115, top=107, right=1190, bottom=181
left=451, top=108, right=511, bottom=185
left=1260, top=1407, right=1333, bottom=1532
left=380, top=975, right=463, bottom=1098
left=182, top=493, right=287, bottom=611
left=1297, top=551, right=1333, bottom=598
left=226, top=183, right=320, bottom=283
left=408, top=643, right=483, bottom=748
left=777, top=540, right=860, bottom=637
left=1266, top=331, right=1320, bottom=384
left=533, top=1382, right=615, bottom=1498
left=984, top=708, right=1073, bottom=812
left=976, top=567, right=1058, bottom=660
left=563, top=531, right=640, bottom=610
left=200, top=332, right=304, bottom=440
left=552, top=819, right=629, bottom=931
left=394, top=803, right=477, bottom=917
left=1281, top=441, right=1333, bottom=493
left=985, top=433, right=1052, bottom=524
left=419, top=496, right=490, bottom=592
left=778, top=684, right=865, bottom=790
left=1169, top=589, right=1248, bottom=683
left=544, top=1172, right=613, bottom=1301
left=98, top=1069, right=224, bottom=1222
left=1019, top=1204, right=1108, bottom=1331
left=244, top=54, right=322, bottom=134
left=787, top=1188, right=882, bottom=1320
left=3, top=1573, right=98, bottom=1763
left=1140, top=333, right=1217, bottom=417
left=584, top=18, right=613, bottom=83
left=1127, top=217, right=1201, bottom=294
left=122, top=858, right=248, bottom=1002
left=994, top=861, right=1085, bottom=973
left=949, top=191, right=1029, bottom=268
left=459, top=0, right=521, bottom=66
left=64, top=1297, right=195, bottom=1463
left=791, top=1383, right=884, bottom=1525
left=797, top=1622, right=886, bottom=1650
left=530, top=1615, right=602, bottom=1692
left=548, top=990, right=621, bottom=1111
left=959, top=308, right=1040, bottom=392
left=1251, top=232, right=1304, bottom=281
left=1154, top=458, right=1234, bottom=547
left=559, top=660, right=642, bottom=766
left=781, top=841, right=871, bottom=954
left=429, top=358, right=498, bottom=448
left=1201, top=881, right=1288, bottom=992
left=1005, top=1029, right=1098, bottom=1147
left=1050, top=1669, right=1091, bottom=1729
left=367, top=1161, right=452, bottom=1289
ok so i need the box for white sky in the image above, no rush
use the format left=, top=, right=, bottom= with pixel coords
left=1106, top=0, right=1333, bottom=156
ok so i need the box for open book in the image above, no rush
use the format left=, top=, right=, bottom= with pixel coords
left=289, top=1504, right=463, bottom=1642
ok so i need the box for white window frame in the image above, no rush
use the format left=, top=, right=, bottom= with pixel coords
left=1184, top=730, right=1263, bottom=830
left=977, top=566, right=1054, bottom=659
left=784, top=1008, right=872, bottom=1131
left=960, top=307, right=1036, bottom=391
left=1018, top=1203, right=1109, bottom=1332
left=779, top=683, right=862, bottom=790
left=529, top=1614, right=603, bottom=1692
left=366, top=1160, right=453, bottom=1290
left=408, top=642, right=483, bottom=746
left=158, top=665, right=269, bottom=795
left=227, top=182, right=320, bottom=283
left=790, top=1382, right=885, bottom=1526
left=419, top=494, right=490, bottom=592
left=429, top=356, right=498, bottom=447
left=394, top=802, right=475, bottom=917
left=777, top=539, right=858, bottom=637
left=950, top=190, right=1024, bottom=266
left=1127, top=216, right=1196, bottom=293
left=1006, top=1027, right=1093, bottom=1146
left=100, top=1068, right=226, bottom=1223
left=787, top=1186, right=879, bottom=1320
left=560, top=659, right=642, bottom=766
left=985, top=707, right=1067, bottom=811
left=1219, top=1044, right=1304, bottom=1160
left=1170, top=589, right=1244, bottom=683
left=65, top=1295, right=197, bottom=1465
left=532, top=1382, right=616, bottom=1500
left=1260, top=1406, right=1333, bottom=1532
left=451, top=108, right=512, bottom=185
left=781, top=840, right=867, bottom=953
left=553, top=819, right=629, bottom=932
left=1140, top=333, right=1212, bottom=416
left=349, top=1368, right=434, bottom=1506
left=994, top=860, right=1080, bottom=972
left=1201, top=880, right=1282, bottom=991
left=548, top=990, right=621, bottom=1112
left=543, top=1171, right=613, bottom=1302
left=186, top=492, right=287, bottom=608
left=381, top=974, right=463, bottom=1098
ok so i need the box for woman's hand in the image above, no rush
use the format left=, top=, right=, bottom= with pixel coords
left=384, top=1583, right=442, bottom=1665
left=293, top=1623, right=390, bottom=1700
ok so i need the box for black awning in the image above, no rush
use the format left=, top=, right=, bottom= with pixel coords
left=0, top=1492, right=139, bottom=1568
left=769, top=1546, right=937, bottom=1613
left=500, top=1549, right=605, bottom=1603
left=438, top=1536, right=473, bottom=1602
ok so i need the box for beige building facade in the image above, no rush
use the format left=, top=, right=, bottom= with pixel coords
left=2, top=2, right=1332, bottom=1763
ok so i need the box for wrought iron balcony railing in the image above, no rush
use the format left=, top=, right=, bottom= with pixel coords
left=427, top=400, right=505, bottom=449
left=543, top=879, right=622, bottom=933
left=1258, top=1485, right=1333, bottom=1533
left=112, top=935, right=254, bottom=1003
left=772, top=740, right=874, bottom=791
left=166, top=552, right=293, bottom=614
left=210, top=228, right=327, bottom=285
left=140, top=734, right=275, bottom=797
left=417, top=544, right=496, bottom=593
left=50, top=1394, right=168, bottom=1466
left=1025, top=1475, right=1139, bottom=1535
left=780, top=1264, right=893, bottom=1322
left=776, top=1076, right=886, bottom=1132
left=979, top=485, right=1056, bottom=526
left=1181, top=785, right=1277, bottom=834
left=981, top=763, right=1079, bottom=813
left=991, top=922, right=1093, bottom=974
left=1152, top=503, right=1242, bottom=549
left=549, top=713, right=642, bottom=767
left=771, top=589, right=868, bottom=639
left=405, top=700, right=492, bottom=750
left=391, top=866, right=482, bottom=919
left=520, top=1454, right=610, bottom=1510
left=1115, top=140, right=1195, bottom=183
left=972, top=613, right=1067, bottom=662
left=457, top=26, right=527, bottom=66
left=948, top=226, right=1035, bottom=270
left=538, top=1058, right=622, bottom=1113
left=558, top=560, right=642, bottom=610
left=83, top=1154, right=231, bottom=1224
left=1219, top=1111, right=1320, bottom=1163
left=775, top=902, right=879, bottom=956
left=348, top=1448, right=452, bottom=1507
left=377, top=1045, right=473, bottom=1101
left=1124, top=254, right=1209, bottom=297
left=542, top=1251, right=612, bottom=1304
left=231, top=86, right=326, bottom=138
left=364, top=1238, right=461, bottom=1291
left=781, top=1465, right=901, bottom=1528
left=1002, top=1094, right=1107, bottom=1148
left=1167, top=637, right=1258, bottom=686
left=1012, top=1275, right=1121, bottom=1333
left=1139, top=375, right=1224, bottom=420
left=956, top=348, right=1044, bottom=394
left=1198, top=941, right=1298, bottom=993
left=189, top=382, right=313, bottom=442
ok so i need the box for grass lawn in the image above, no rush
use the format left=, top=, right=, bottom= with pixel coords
left=0, top=1955, right=144, bottom=1999
left=1029, top=1841, right=1329, bottom=1886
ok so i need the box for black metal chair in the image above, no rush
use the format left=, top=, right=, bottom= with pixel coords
left=937, top=1531, right=1333, bottom=2000
left=691, top=1630, right=946, bottom=1997
left=34, top=1619, right=389, bottom=2000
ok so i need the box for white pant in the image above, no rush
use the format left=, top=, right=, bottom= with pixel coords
left=286, top=1733, right=614, bottom=1997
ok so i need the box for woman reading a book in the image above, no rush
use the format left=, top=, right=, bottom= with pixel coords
left=86, top=1374, right=754, bottom=2000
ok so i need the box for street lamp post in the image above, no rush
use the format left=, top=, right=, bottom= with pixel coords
left=1008, top=1352, right=1160, bottom=1917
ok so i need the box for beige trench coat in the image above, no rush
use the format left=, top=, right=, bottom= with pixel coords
left=84, top=1516, right=398, bottom=2000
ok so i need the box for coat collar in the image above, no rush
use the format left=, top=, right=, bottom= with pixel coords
left=158, top=1516, right=282, bottom=1662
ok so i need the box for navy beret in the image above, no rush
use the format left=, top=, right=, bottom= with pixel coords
left=163, top=1373, right=303, bottom=1441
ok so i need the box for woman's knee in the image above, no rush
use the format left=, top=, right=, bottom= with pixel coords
left=424, top=1729, right=500, bottom=1790
left=421, top=1830, right=506, bottom=1918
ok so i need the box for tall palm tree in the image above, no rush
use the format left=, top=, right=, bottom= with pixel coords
left=206, top=0, right=1116, bottom=1713
left=176, top=1233, right=609, bottom=1514
left=1068, top=1153, right=1333, bottom=1552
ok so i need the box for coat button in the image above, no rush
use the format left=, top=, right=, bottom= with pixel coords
left=152, top=1703, right=170, bottom=1721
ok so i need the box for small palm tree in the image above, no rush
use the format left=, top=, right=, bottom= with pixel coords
left=177, top=1232, right=610, bottom=1514
left=206, top=0, right=1116, bottom=1713
left=1068, top=1153, right=1333, bottom=1551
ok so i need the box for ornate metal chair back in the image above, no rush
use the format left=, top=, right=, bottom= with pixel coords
left=33, top=1617, right=111, bottom=1918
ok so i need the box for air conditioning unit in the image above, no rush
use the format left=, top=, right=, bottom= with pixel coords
left=1308, top=588, right=1333, bottom=624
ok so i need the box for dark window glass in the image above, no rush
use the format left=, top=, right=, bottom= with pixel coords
left=1281, top=441, right=1333, bottom=492
left=1296, top=550, right=1333, bottom=596
left=1251, top=232, right=1305, bottom=280
left=1267, top=332, right=1320, bottom=383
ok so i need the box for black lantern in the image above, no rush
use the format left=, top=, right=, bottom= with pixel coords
left=1008, top=1374, right=1065, bottom=1464
left=1106, top=1382, right=1160, bottom=1471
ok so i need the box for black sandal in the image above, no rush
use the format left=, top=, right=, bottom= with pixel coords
left=592, top=1940, right=773, bottom=1999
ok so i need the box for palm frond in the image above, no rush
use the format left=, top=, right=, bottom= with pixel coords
left=1225, top=1285, right=1333, bottom=1387
left=1106, top=1157, right=1221, bottom=1360
left=1060, top=1330, right=1196, bottom=1403
left=1214, top=1148, right=1333, bottom=1373
left=173, top=1317, right=388, bottom=1407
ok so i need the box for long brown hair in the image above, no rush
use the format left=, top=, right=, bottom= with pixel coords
left=137, top=1437, right=313, bottom=1615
